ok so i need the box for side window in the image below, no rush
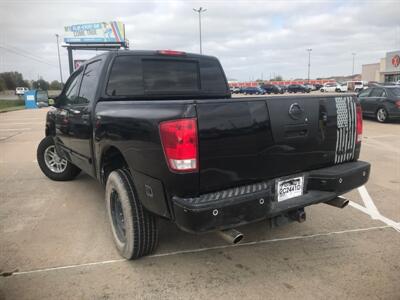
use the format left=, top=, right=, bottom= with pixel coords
left=358, top=89, right=371, bottom=98
left=77, top=60, right=102, bottom=105
left=370, top=88, right=384, bottom=97
left=63, top=68, right=83, bottom=105
left=106, top=56, right=143, bottom=96
left=199, top=59, right=228, bottom=93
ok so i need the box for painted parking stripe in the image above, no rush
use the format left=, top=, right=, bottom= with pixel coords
left=349, top=186, right=400, bottom=232
left=350, top=201, right=400, bottom=232
left=0, top=128, right=31, bottom=131
left=7, top=225, right=390, bottom=277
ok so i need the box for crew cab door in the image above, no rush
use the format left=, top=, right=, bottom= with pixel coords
left=55, top=60, right=102, bottom=176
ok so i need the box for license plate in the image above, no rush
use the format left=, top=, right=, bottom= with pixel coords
left=276, top=176, right=304, bottom=202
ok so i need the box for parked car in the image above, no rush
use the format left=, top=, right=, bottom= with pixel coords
left=358, top=86, right=400, bottom=122
left=230, top=86, right=242, bottom=94
left=15, top=87, right=29, bottom=96
left=242, top=86, right=266, bottom=95
left=320, top=82, right=338, bottom=92
left=304, top=84, right=316, bottom=91
left=347, top=81, right=365, bottom=92
left=279, top=85, right=288, bottom=93
left=287, top=84, right=311, bottom=93
left=366, top=81, right=381, bottom=88
left=336, top=83, right=348, bottom=92
left=37, top=50, right=370, bottom=259
left=314, top=83, right=323, bottom=90
left=260, top=84, right=283, bottom=94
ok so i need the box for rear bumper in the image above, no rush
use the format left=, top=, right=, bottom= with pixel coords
left=172, top=161, right=370, bottom=233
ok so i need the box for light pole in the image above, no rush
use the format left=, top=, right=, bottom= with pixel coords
left=306, top=48, right=312, bottom=82
left=193, top=7, right=207, bottom=54
left=352, top=53, right=356, bottom=76
left=55, top=34, right=63, bottom=86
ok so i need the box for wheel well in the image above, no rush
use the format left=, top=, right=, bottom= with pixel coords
left=100, top=147, right=129, bottom=184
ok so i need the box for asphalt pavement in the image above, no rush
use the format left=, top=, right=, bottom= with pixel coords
left=0, top=107, right=399, bottom=299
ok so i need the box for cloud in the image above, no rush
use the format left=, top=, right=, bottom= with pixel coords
left=0, top=0, right=399, bottom=81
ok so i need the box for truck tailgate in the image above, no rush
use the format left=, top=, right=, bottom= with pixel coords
left=196, top=96, right=358, bottom=194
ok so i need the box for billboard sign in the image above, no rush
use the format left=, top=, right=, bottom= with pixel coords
left=64, top=21, right=125, bottom=44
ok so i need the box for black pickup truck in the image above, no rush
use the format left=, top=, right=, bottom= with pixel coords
left=37, top=50, right=370, bottom=259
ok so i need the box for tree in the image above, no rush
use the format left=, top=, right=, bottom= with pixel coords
left=0, top=72, right=26, bottom=90
left=49, top=80, right=62, bottom=90
left=271, top=75, right=283, bottom=81
left=32, top=79, right=50, bottom=91
left=0, top=77, right=6, bottom=92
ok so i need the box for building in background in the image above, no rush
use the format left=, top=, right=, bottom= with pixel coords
left=362, top=50, right=400, bottom=83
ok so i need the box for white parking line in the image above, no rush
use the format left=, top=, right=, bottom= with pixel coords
left=357, top=186, right=379, bottom=218
left=0, top=128, right=31, bottom=131
left=7, top=225, right=390, bottom=277
left=0, top=123, right=43, bottom=126
left=350, top=186, right=400, bottom=232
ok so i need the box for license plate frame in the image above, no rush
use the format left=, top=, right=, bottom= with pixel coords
left=275, top=175, right=305, bottom=202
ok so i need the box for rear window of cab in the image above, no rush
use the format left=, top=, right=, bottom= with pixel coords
left=106, top=55, right=228, bottom=96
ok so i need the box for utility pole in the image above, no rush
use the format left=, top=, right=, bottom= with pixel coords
left=307, top=48, right=312, bottom=82
left=55, top=34, right=63, bottom=86
left=352, top=53, right=356, bottom=76
left=193, top=7, right=207, bottom=54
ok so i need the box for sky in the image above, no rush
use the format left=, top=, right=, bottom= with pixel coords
left=0, top=0, right=399, bottom=82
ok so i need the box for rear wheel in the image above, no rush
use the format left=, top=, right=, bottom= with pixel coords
left=37, top=136, right=81, bottom=181
left=376, top=107, right=389, bottom=123
left=105, top=169, right=158, bottom=259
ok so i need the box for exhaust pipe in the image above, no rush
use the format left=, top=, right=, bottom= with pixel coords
left=288, top=208, right=306, bottom=223
left=325, top=196, right=349, bottom=209
left=218, top=229, right=244, bottom=244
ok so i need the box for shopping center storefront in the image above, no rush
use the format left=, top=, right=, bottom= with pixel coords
left=362, top=50, right=400, bottom=83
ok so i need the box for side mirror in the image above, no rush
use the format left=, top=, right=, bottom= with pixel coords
left=49, top=96, right=61, bottom=107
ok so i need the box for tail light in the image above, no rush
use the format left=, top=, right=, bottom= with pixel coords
left=395, top=100, right=400, bottom=108
left=356, top=104, right=363, bottom=143
left=159, top=118, right=198, bottom=172
left=157, top=50, right=186, bottom=56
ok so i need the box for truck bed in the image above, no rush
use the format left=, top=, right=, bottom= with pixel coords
left=95, top=93, right=360, bottom=198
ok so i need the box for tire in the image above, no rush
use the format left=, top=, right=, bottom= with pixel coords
left=376, top=107, right=389, bottom=123
left=105, top=169, right=158, bottom=259
left=37, top=136, right=81, bottom=181
left=335, top=88, right=341, bottom=93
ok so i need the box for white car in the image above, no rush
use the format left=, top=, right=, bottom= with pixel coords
left=336, top=83, right=348, bottom=92
left=304, top=84, right=316, bottom=91
left=15, top=87, right=29, bottom=96
left=320, top=82, right=339, bottom=92
left=347, top=81, right=365, bottom=92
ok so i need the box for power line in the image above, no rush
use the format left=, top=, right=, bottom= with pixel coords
left=0, top=44, right=58, bottom=67
left=0, top=45, right=58, bottom=68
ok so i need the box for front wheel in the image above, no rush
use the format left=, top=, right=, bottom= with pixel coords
left=105, top=169, right=158, bottom=259
left=37, top=136, right=81, bottom=181
left=376, top=107, right=389, bottom=123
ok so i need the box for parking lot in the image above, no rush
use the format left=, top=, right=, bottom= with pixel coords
left=0, top=105, right=399, bottom=299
